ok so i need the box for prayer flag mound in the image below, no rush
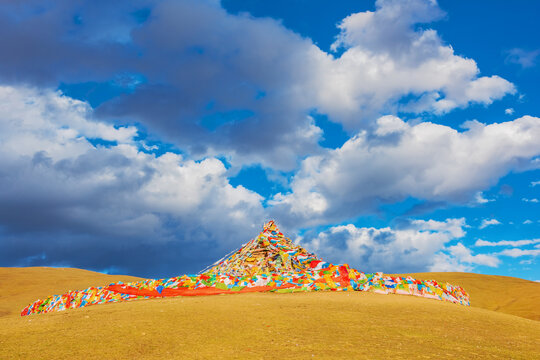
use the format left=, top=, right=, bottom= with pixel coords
left=21, top=221, right=470, bottom=316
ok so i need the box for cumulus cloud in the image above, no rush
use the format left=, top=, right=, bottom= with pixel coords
left=0, top=0, right=516, bottom=168
left=321, top=0, right=515, bottom=126
left=479, top=218, right=502, bottom=229
left=442, top=242, right=499, bottom=268
left=505, top=108, right=515, bottom=115
left=271, top=116, right=540, bottom=227
left=531, top=180, right=540, bottom=187
left=0, top=85, right=266, bottom=277
left=298, top=217, right=495, bottom=273
left=522, top=198, right=539, bottom=203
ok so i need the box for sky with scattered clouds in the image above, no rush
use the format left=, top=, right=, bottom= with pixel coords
left=1, top=0, right=539, bottom=280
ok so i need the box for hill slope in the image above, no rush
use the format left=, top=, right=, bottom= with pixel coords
left=395, top=272, right=540, bottom=321
left=0, top=267, right=539, bottom=359
left=0, top=267, right=143, bottom=318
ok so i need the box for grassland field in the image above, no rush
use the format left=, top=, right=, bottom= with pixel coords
left=1, top=267, right=539, bottom=359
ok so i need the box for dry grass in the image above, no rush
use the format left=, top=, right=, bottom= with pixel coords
left=396, top=272, right=540, bottom=321
left=0, top=267, right=143, bottom=318
left=1, top=267, right=539, bottom=359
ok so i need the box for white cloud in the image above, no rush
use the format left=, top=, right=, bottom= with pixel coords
left=505, top=108, right=515, bottom=115
left=0, top=86, right=138, bottom=161
left=475, top=238, right=540, bottom=247
left=479, top=218, right=502, bottom=229
left=317, top=0, right=515, bottom=127
left=531, top=180, right=540, bottom=187
left=374, top=115, right=410, bottom=136
left=0, top=85, right=266, bottom=273
left=474, top=192, right=493, bottom=204
left=522, top=198, right=539, bottom=203
left=271, top=116, right=540, bottom=227
left=298, top=218, right=475, bottom=273
left=445, top=242, right=500, bottom=267
left=498, top=248, right=540, bottom=258
left=523, top=220, right=533, bottom=224
left=411, top=218, right=467, bottom=237
left=141, top=142, right=159, bottom=151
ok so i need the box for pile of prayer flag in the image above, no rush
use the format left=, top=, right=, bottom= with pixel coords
left=21, top=221, right=470, bottom=316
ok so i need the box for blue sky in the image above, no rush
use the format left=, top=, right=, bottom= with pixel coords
left=0, top=0, right=539, bottom=280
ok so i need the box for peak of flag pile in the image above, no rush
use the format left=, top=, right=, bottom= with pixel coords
left=21, top=221, right=470, bottom=316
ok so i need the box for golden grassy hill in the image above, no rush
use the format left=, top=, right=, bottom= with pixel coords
left=393, top=272, right=540, bottom=321
left=0, top=267, right=144, bottom=318
left=0, top=267, right=539, bottom=359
